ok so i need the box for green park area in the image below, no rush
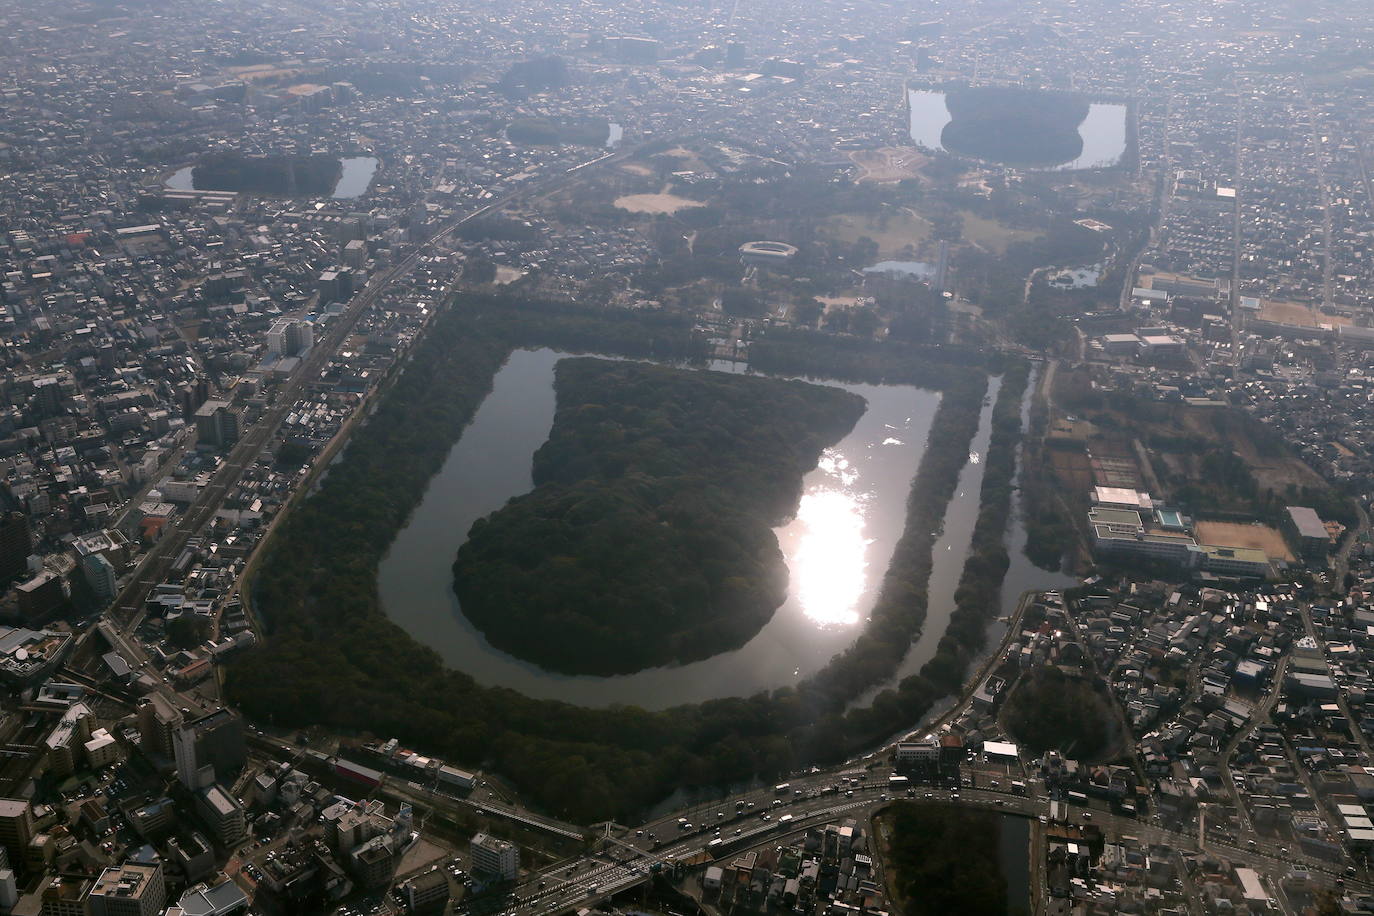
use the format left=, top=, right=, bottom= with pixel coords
left=822, top=209, right=933, bottom=257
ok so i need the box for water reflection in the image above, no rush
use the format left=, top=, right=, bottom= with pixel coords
left=378, top=348, right=944, bottom=707
left=789, top=455, right=871, bottom=627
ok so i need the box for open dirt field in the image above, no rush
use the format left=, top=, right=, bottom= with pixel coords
left=850, top=147, right=929, bottom=183
left=1048, top=448, right=1095, bottom=496
left=613, top=193, right=706, bottom=215
left=1258, top=299, right=1351, bottom=328
left=1194, top=520, right=1294, bottom=562
left=226, top=64, right=305, bottom=82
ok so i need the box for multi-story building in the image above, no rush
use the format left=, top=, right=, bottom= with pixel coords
left=86, top=863, right=166, bottom=916
left=401, top=868, right=450, bottom=914
left=0, top=512, right=31, bottom=586
left=128, top=798, right=177, bottom=841
left=137, top=696, right=180, bottom=760
left=81, top=553, right=117, bottom=602
left=43, top=702, right=93, bottom=778
left=266, top=319, right=314, bottom=358
left=37, top=873, right=91, bottom=916
left=194, top=785, right=246, bottom=847
left=14, top=570, right=65, bottom=622
left=1284, top=505, right=1332, bottom=561
left=174, top=708, right=247, bottom=789
left=194, top=400, right=241, bottom=448
left=85, top=728, right=119, bottom=769
left=470, top=833, right=519, bottom=882
left=0, top=799, right=32, bottom=874
left=349, top=835, right=398, bottom=889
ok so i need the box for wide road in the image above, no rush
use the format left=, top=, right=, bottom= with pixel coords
left=463, top=777, right=1372, bottom=916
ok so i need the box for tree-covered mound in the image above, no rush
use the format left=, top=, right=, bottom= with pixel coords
left=191, top=152, right=342, bottom=196
left=452, top=358, right=866, bottom=675
left=507, top=116, right=610, bottom=147
left=939, top=87, right=1090, bottom=167
left=1002, top=667, right=1119, bottom=760
left=880, top=803, right=1010, bottom=916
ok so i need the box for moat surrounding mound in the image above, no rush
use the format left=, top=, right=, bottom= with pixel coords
left=452, top=358, right=867, bottom=676
left=939, top=86, right=1090, bottom=167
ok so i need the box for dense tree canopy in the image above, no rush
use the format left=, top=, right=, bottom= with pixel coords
left=1003, top=667, right=1119, bottom=760
left=454, top=359, right=866, bottom=674
left=192, top=152, right=342, bottom=196
left=228, top=294, right=1030, bottom=821
left=881, top=803, right=1009, bottom=916
left=940, top=87, right=1090, bottom=167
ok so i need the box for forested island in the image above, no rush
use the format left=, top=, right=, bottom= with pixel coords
left=939, top=86, right=1090, bottom=167
left=191, top=152, right=343, bottom=195
left=453, top=358, right=866, bottom=675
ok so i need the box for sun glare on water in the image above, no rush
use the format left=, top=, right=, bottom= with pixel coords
left=791, top=450, right=872, bottom=627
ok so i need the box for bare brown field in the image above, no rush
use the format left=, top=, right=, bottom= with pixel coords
left=1048, top=449, right=1094, bottom=496
left=850, top=147, right=929, bottom=183
left=613, top=193, right=706, bottom=215
left=1258, top=299, right=1351, bottom=328
left=1194, top=521, right=1294, bottom=562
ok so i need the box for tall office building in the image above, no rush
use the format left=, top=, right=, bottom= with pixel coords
left=177, top=377, right=210, bottom=420
left=137, top=696, right=181, bottom=759
left=0, top=800, right=32, bottom=875
left=0, top=512, right=31, bottom=586
left=174, top=709, right=246, bottom=789
left=194, top=400, right=241, bottom=449
left=194, top=785, right=246, bottom=847
left=86, top=863, right=165, bottom=916
left=81, top=553, right=117, bottom=602
left=266, top=319, right=314, bottom=358
left=172, top=724, right=202, bottom=790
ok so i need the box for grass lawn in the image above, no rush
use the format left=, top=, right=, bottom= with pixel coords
left=822, top=208, right=932, bottom=256
left=961, top=212, right=1042, bottom=255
